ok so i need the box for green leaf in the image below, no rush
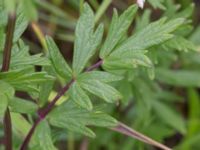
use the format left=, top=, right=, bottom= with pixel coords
left=0, top=68, right=54, bottom=92
left=11, top=53, right=50, bottom=67
left=0, top=80, right=15, bottom=99
left=0, top=93, right=8, bottom=119
left=39, top=66, right=55, bottom=107
left=187, top=89, right=200, bottom=137
left=10, top=40, right=50, bottom=67
left=72, top=3, right=104, bottom=75
left=0, top=0, right=7, bottom=27
left=0, top=80, right=14, bottom=119
left=70, top=82, right=93, bottom=110
left=111, top=18, right=185, bottom=55
left=80, top=79, right=122, bottom=103
left=162, top=36, right=197, bottom=52
left=100, top=4, right=138, bottom=58
left=11, top=113, right=32, bottom=140
left=21, top=0, right=38, bottom=21
left=49, top=101, right=117, bottom=137
left=13, top=4, right=29, bottom=42
left=77, top=71, right=123, bottom=83
left=148, top=0, right=165, bottom=10
left=9, top=97, right=38, bottom=114
left=135, top=9, right=151, bottom=32
left=156, top=68, right=200, bottom=87
left=177, top=133, right=200, bottom=150
left=0, top=70, right=54, bottom=85
left=0, top=26, right=5, bottom=51
left=153, top=101, right=186, bottom=134
left=46, top=36, right=72, bottom=79
left=4, top=0, right=16, bottom=13
left=32, top=120, right=57, bottom=150
left=103, top=51, right=153, bottom=70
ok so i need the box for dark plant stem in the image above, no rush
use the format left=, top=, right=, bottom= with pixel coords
left=20, top=59, right=103, bottom=150
left=19, top=119, right=40, bottom=150
left=1, top=13, right=16, bottom=150
left=39, top=79, right=75, bottom=119
left=1, top=13, right=16, bottom=72
left=85, top=59, right=103, bottom=72
left=3, top=109, right=12, bottom=150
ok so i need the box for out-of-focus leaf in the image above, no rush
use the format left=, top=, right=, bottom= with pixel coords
left=153, top=101, right=186, bottom=134
left=156, top=68, right=200, bottom=87
left=0, top=94, right=8, bottom=119
left=162, top=36, right=197, bottom=52
left=0, top=0, right=7, bottom=27
left=187, top=89, right=200, bottom=137
left=4, top=0, right=16, bottom=13
left=148, top=0, right=165, bottom=10
left=0, top=27, right=4, bottom=51
left=156, top=91, right=183, bottom=102
left=190, top=26, right=200, bottom=45
left=177, top=133, right=200, bottom=150
left=21, top=0, right=38, bottom=21
left=49, top=101, right=117, bottom=137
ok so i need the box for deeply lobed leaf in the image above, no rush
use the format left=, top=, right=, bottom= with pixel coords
left=72, top=3, right=104, bottom=75
left=48, top=101, right=118, bottom=137
left=100, top=4, right=138, bottom=58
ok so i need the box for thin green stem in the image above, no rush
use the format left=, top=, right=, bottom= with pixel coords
left=94, top=0, right=112, bottom=23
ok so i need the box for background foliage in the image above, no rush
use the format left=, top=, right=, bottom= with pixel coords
left=0, top=0, right=200, bottom=150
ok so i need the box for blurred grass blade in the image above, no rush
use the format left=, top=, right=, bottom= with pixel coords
left=111, top=122, right=172, bottom=150
left=94, top=0, right=112, bottom=23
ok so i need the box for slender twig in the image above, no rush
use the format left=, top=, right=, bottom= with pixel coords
left=1, top=13, right=16, bottom=72
left=20, top=59, right=103, bottom=150
left=1, top=13, right=16, bottom=150
left=111, top=122, right=172, bottom=150
left=85, top=59, right=103, bottom=72
left=79, top=137, right=89, bottom=150
left=31, top=22, right=48, bottom=54
left=3, top=109, right=12, bottom=150
left=38, top=79, right=75, bottom=119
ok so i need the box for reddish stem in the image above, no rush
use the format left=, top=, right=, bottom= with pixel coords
left=1, top=13, right=16, bottom=150
left=85, top=59, right=103, bottom=72
left=1, top=14, right=16, bottom=72
left=20, top=59, right=103, bottom=150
